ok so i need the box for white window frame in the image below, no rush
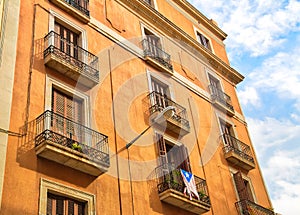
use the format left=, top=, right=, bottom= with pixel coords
left=194, top=26, right=214, bottom=53
left=217, top=114, right=238, bottom=144
left=154, top=131, right=183, bottom=167
left=147, top=70, right=174, bottom=100
left=155, top=131, right=182, bottom=147
left=140, top=24, right=163, bottom=46
left=230, top=169, right=257, bottom=202
left=48, top=9, right=87, bottom=49
left=45, top=75, right=91, bottom=128
left=39, top=178, right=96, bottom=215
left=206, top=68, right=224, bottom=91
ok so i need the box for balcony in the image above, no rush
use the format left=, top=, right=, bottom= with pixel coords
left=222, top=134, right=255, bottom=171
left=147, top=92, right=190, bottom=136
left=44, top=31, right=99, bottom=88
left=35, top=111, right=109, bottom=176
left=235, top=200, right=275, bottom=215
left=141, top=39, right=173, bottom=74
left=155, top=164, right=210, bottom=214
left=49, top=0, right=90, bottom=23
left=209, top=85, right=234, bottom=116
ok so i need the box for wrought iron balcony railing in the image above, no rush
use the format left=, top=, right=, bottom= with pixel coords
left=147, top=91, right=190, bottom=130
left=222, top=134, right=255, bottom=165
left=235, top=200, right=275, bottom=215
left=35, top=110, right=109, bottom=166
left=141, top=39, right=173, bottom=71
left=155, top=163, right=210, bottom=206
left=64, top=0, right=89, bottom=16
left=209, top=85, right=234, bottom=112
left=44, top=31, right=99, bottom=84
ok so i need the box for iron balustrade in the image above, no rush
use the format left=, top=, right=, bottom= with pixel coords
left=44, top=31, right=99, bottom=83
left=64, top=0, right=90, bottom=16
left=235, top=200, right=275, bottom=215
left=35, top=110, right=109, bottom=165
left=155, top=163, right=210, bottom=205
left=222, top=134, right=255, bottom=164
left=141, top=39, right=173, bottom=71
left=147, top=91, right=190, bottom=129
left=209, top=85, right=234, bottom=111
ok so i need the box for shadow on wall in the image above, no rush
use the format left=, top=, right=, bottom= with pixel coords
left=16, top=119, right=95, bottom=188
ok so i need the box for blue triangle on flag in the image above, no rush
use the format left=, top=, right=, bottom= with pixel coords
left=181, top=169, right=192, bottom=182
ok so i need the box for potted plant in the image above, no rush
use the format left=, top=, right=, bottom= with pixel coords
left=71, top=142, right=82, bottom=152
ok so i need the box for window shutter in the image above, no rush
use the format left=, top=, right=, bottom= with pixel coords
left=51, top=89, right=83, bottom=140
left=47, top=196, right=53, bottom=215
left=156, top=134, right=167, bottom=166
left=54, top=22, right=79, bottom=59
left=52, top=89, right=83, bottom=122
left=56, top=197, right=64, bottom=215
left=77, top=202, right=85, bottom=215
left=178, top=145, right=191, bottom=172
left=233, top=171, right=249, bottom=201
left=68, top=200, right=74, bottom=215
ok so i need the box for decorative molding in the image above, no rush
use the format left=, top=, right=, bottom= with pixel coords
left=45, top=75, right=91, bottom=127
left=115, top=0, right=244, bottom=85
left=39, top=178, right=96, bottom=215
left=172, top=0, right=227, bottom=40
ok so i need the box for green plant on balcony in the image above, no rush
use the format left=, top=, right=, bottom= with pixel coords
left=71, top=142, right=82, bottom=152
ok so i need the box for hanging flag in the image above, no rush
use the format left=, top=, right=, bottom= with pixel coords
left=180, top=169, right=200, bottom=201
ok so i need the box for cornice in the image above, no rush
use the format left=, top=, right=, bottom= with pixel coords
left=116, top=0, right=244, bottom=85
left=172, top=0, right=227, bottom=40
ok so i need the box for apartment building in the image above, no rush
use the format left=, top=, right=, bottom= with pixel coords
left=0, top=0, right=275, bottom=214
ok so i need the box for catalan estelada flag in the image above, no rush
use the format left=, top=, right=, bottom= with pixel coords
left=180, top=169, right=200, bottom=200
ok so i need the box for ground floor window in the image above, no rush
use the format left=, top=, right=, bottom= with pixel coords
left=39, top=178, right=95, bottom=215
left=47, top=193, right=85, bottom=215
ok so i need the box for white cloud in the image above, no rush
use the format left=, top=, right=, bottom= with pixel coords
left=246, top=116, right=300, bottom=214
left=237, top=86, right=260, bottom=107
left=186, top=1, right=300, bottom=214
left=188, top=0, right=300, bottom=56
left=246, top=117, right=300, bottom=214
left=263, top=150, right=300, bottom=214
left=247, top=117, right=300, bottom=155
left=247, top=47, right=300, bottom=109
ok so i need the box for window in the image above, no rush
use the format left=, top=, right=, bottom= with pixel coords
left=49, top=10, right=87, bottom=49
left=233, top=171, right=255, bottom=202
left=52, top=88, right=84, bottom=124
left=150, top=76, right=170, bottom=108
left=220, top=119, right=236, bottom=144
left=47, top=193, right=86, bottom=215
left=157, top=134, right=191, bottom=172
left=144, top=29, right=162, bottom=58
left=197, top=32, right=211, bottom=50
left=51, top=88, right=84, bottom=141
left=54, top=21, right=80, bottom=59
left=45, top=76, right=90, bottom=127
left=39, top=178, right=96, bottom=215
left=208, top=74, right=221, bottom=93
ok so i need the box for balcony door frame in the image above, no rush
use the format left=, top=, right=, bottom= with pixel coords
left=49, top=9, right=87, bottom=50
left=141, top=24, right=164, bottom=51
left=230, top=168, right=257, bottom=203
left=206, top=69, right=225, bottom=95
left=147, top=71, right=174, bottom=99
left=45, top=75, right=91, bottom=129
left=217, top=114, right=237, bottom=146
left=193, top=26, right=214, bottom=53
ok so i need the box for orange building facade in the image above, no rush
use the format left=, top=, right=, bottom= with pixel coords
left=0, top=0, right=275, bottom=214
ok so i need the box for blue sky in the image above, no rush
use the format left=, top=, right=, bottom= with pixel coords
left=187, top=0, right=300, bottom=214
